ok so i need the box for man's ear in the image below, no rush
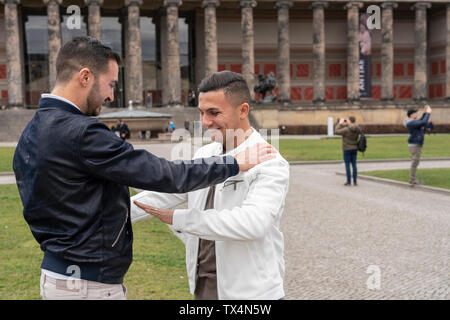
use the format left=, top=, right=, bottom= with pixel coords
left=239, top=103, right=250, bottom=119
left=78, top=68, right=93, bottom=88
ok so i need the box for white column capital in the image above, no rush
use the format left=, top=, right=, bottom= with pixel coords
left=202, top=0, right=219, bottom=9
left=125, top=0, right=143, bottom=7
left=239, top=0, right=257, bottom=9
left=411, top=2, right=431, bottom=10
left=164, top=0, right=182, bottom=8
left=84, top=0, right=103, bottom=6
left=381, top=2, right=398, bottom=9
left=43, top=0, right=62, bottom=5
left=0, top=0, right=21, bottom=4
left=275, top=0, right=293, bottom=10
left=344, top=1, right=363, bottom=10
left=310, top=1, right=328, bottom=10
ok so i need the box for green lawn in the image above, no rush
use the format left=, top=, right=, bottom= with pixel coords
left=0, top=147, right=15, bottom=172
left=278, top=135, right=450, bottom=162
left=361, top=168, right=450, bottom=190
left=0, top=185, right=191, bottom=300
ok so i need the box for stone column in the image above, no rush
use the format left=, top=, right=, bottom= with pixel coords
left=380, top=2, right=397, bottom=101
left=240, top=0, right=257, bottom=101
left=44, top=0, right=62, bottom=90
left=124, top=0, right=143, bottom=106
left=158, top=11, right=170, bottom=105
left=345, top=1, right=363, bottom=102
left=311, top=1, right=327, bottom=104
left=412, top=2, right=431, bottom=101
left=276, top=0, right=292, bottom=104
left=446, top=4, right=450, bottom=100
left=85, top=0, right=103, bottom=40
left=164, top=0, right=182, bottom=105
left=202, top=0, right=219, bottom=77
left=1, top=0, right=25, bottom=106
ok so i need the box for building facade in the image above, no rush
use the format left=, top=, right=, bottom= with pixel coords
left=0, top=1, right=449, bottom=116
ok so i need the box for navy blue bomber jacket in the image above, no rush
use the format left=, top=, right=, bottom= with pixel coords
left=13, top=97, right=239, bottom=284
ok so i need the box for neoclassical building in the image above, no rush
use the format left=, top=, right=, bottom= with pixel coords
left=0, top=0, right=449, bottom=130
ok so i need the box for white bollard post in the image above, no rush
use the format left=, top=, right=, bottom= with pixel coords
left=327, top=117, right=334, bottom=136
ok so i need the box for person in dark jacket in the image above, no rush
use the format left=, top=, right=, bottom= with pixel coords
left=12, top=37, right=275, bottom=300
left=335, top=116, right=361, bottom=186
left=403, top=105, right=431, bottom=186
left=117, top=119, right=130, bottom=140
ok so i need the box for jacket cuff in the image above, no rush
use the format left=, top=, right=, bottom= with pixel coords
left=172, top=209, right=189, bottom=232
left=224, top=155, right=240, bottom=178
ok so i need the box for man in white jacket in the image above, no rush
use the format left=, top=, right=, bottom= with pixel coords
left=131, top=71, right=290, bottom=300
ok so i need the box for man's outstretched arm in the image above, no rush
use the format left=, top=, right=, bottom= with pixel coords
left=79, top=121, right=276, bottom=194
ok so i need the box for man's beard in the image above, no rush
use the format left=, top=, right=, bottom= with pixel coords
left=86, top=80, right=104, bottom=116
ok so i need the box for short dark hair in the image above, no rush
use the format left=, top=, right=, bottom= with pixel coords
left=56, top=36, right=121, bottom=83
left=407, top=109, right=418, bottom=117
left=197, top=71, right=251, bottom=107
left=349, top=116, right=356, bottom=123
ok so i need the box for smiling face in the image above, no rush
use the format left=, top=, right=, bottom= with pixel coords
left=198, top=89, right=250, bottom=149
left=85, top=59, right=118, bottom=116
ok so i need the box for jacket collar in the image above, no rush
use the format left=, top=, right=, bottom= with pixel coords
left=38, top=96, right=85, bottom=116
left=211, top=128, right=260, bottom=157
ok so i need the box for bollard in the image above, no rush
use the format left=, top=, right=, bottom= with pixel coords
left=327, top=117, right=334, bottom=136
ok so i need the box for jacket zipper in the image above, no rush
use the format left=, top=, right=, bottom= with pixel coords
left=112, top=209, right=128, bottom=248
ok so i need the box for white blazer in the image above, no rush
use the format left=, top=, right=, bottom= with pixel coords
left=130, top=129, right=290, bottom=300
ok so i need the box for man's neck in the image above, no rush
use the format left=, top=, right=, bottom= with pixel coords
left=51, top=86, right=85, bottom=113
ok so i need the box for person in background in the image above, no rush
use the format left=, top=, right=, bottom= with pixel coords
left=145, top=92, right=152, bottom=108
left=188, top=90, right=196, bottom=107
left=403, top=105, right=432, bottom=186
left=335, top=116, right=360, bottom=186
left=117, top=119, right=130, bottom=140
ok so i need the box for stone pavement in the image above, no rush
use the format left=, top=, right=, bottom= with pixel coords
left=132, top=143, right=449, bottom=299
left=283, top=160, right=450, bottom=300
left=1, top=142, right=449, bottom=299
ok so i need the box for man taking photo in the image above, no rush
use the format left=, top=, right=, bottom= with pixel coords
left=403, top=105, right=432, bottom=186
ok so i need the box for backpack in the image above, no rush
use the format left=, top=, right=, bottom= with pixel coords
left=357, top=127, right=367, bottom=153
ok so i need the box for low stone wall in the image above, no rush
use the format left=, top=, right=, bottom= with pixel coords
left=250, top=100, right=450, bottom=134
left=0, top=108, right=36, bottom=142
left=1, top=102, right=449, bottom=141
left=0, top=106, right=202, bottom=142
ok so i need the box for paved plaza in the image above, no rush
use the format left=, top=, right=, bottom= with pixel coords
left=283, top=160, right=449, bottom=300
left=2, top=142, right=449, bottom=299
